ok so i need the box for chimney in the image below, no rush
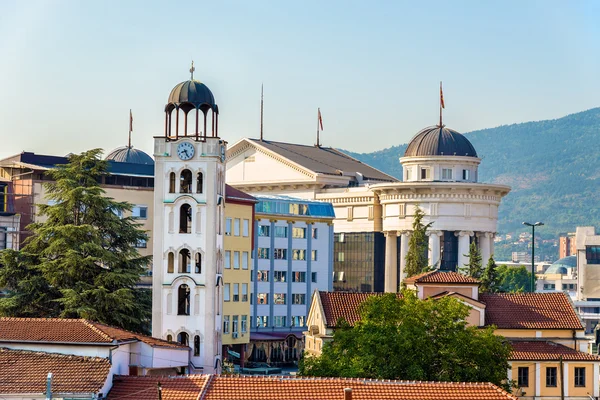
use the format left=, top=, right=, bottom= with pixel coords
left=344, top=388, right=352, bottom=400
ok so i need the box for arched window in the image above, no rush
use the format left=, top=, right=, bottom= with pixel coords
left=169, top=172, right=176, bottom=193
left=167, top=334, right=173, bottom=342
left=195, top=253, right=202, bottom=273
left=167, top=252, right=174, bottom=273
left=194, top=335, right=200, bottom=356
left=178, top=284, right=190, bottom=315
left=179, top=249, right=191, bottom=273
left=196, top=172, right=203, bottom=194
left=177, top=331, right=189, bottom=346
left=180, top=204, right=192, bottom=234
left=180, top=170, right=192, bottom=193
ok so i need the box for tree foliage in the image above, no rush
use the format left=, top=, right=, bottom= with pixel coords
left=496, top=265, right=535, bottom=293
left=299, top=292, right=512, bottom=388
left=461, top=241, right=483, bottom=279
left=404, top=206, right=432, bottom=277
left=481, top=257, right=500, bottom=293
left=0, top=149, right=151, bottom=333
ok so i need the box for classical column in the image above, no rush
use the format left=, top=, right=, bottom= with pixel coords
left=477, top=232, right=492, bottom=264
left=384, top=231, right=398, bottom=293
left=455, top=231, right=473, bottom=269
left=399, top=231, right=410, bottom=283
left=427, top=230, right=443, bottom=269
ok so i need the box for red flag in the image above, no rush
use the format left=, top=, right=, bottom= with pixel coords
left=318, top=108, right=324, bottom=130
left=440, top=82, right=445, bottom=109
left=129, top=109, right=133, bottom=132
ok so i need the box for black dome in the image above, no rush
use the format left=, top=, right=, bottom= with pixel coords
left=166, top=80, right=217, bottom=114
left=105, top=147, right=154, bottom=165
left=404, top=126, right=478, bottom=158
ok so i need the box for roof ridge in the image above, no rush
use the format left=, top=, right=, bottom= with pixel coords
left=82, top=320, right=116, bottom=342
left=0, top=346, right=109, bottom=363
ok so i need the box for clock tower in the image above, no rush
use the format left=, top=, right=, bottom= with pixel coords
left=152, top=65, right=225, bottom=373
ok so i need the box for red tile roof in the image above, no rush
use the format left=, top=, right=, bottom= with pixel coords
left=479, top=293, right=584, bottom=330
left=404, top=270, right=480, bottom=284
left=0, top=318, right=186, bottom=348
left=510, top=341, right=600, bottom=361
left=108, top=375, right=517, bottom=400
left=319, top=292, right=402, bottom=328
left=0, top=347, right=110, bottom=395
left=225, top=184, right=257, bottom=203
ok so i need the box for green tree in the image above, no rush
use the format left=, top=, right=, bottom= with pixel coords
left=0, top=149, right=151, bottom=333
left=460, top=241, right=483, bottom=279
left=299, top=291, right=512, bottom=388
left=404, top=206, right=432, bottom=277
left=496, top=265, right=535, bottom=293
left=481, top=256, right=501, bottom=293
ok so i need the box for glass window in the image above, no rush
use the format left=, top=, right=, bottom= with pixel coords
left=225, top=218, right=232, bottom=236
left=194, top=335, right=200, bottom=356
left=234, top=218, right=240, bottom=236
left=292, top=272, right=306, bottom=282
left=575, top=367, right=586, bottom=387
left=405, top=167, right=412, bottom=181
left=223, top=315, right=230, bottom=334
left=135, top=239, right=147, bottom=248
left=224, top=283, right=230, bottom=302
left=257, top=270, right=269, bottom=282
left=292, top=316, right=305, bottom=327
left=518, top=367, right=529, bottom=387
left=258, top=225, right=270, bottom=237
left=274, top=226, right=288, bottom=238
left=273, top=293, right=286, bottom=305
left=292, top=227, right=306, bottom=238
left=242, top=251, right=249, bottom=269
left=232, top=315, right=239, bottom=333
left=273, top=316, right=286, bottom=327
left=292, top=249, right=306, bottom=260
left=233, top=283, right=239, bottom=301
left=257, top=293, right=268, bottom=305
left=311, top=272, right=317, bottom=283
left=312, top=228, right=318, bottom=239
left=258, top=248, right=270, bottom=259
left=274, top=248, right=287, bottom=260
left=292, top=293, right=306, bottom=305
left=274, top=271, right=287, bottom=282
left=256, top=316, right=268, bottom=328
left=243, top=219, right=249, bottom=237
left=233, top=251, right=240, bottom=269
left=442, top=168, right=453, bottom=180
left=225, top=251, right=231, bottom=269
left=586, top=246, right=600, bottom=264
left=462, top=169, right=470, bottom=180
left=312, top=250, right=317, bottom=261
left=546, top=367, right=557, bottom=387
left=242, top=283, right=248, bottom=302
left=420, top=168, right=430, bottom=179
left=337, top=252, right=345, bottom=262
left=241, top=315, right=248, bottom=333
left=132, top=205, right=148, bottom=219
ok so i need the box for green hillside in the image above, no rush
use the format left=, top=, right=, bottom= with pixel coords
left=344, top=108, right=600, bottom=237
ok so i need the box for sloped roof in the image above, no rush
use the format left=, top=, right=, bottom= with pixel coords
left=0, top=318, right=186, bottom=349
left=480, top=293, right=584, bottom=330
left=248, top=139, right=398, bottom=182
left=510, top=341, right=600, bottom=361
left=108, top=375, right=517, bottom=400
left=404, top=270, right=480, bottom=285
left=319, top=292, right=402, bottom=328
left=0, top=348, right=110, bottom=395
left=225, top=184, right=257, bottom=203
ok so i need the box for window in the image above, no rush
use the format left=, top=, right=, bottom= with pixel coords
left=224, top=283, right=230, bottom=302
left=179, top=249, right=191, bottom=273
left=420, top=168, right=430, bottom=179
left=223, top=316, right=230, bottom=334
left=312, top=228, right=318, bottom=239
left=337, top=252, right=345, bottom=262
left=196, top=172, right=203, bottom=194
left=179, top=204, right=192, bottom=234
left=132, top=206, right=148, bottom=219
left=167, top=334, right=173, bottom=342
left=292, top=293, right=306, bottom=305
left=274, top=293, right=286, bottom=305
left=257, top=270, right=269, bottom=282
left=256, top=316, right=268, bottom=328
left=194, top=335, right=200, bottom=356
left=292, top=227, right=306, bottom=239
left=243, top=219, right=249, bottom=237
left=258, top=225, right=270, bottom=237
left=292, top=316, right=305, bottom=327
left=233, top=251, right=240, bottom=269
left=575, top=367, right=586, bottom=387
left=546, top=367, right=557, bottom=387
left=543, top=283, right=556, bottom=290
left=135, top=239, right=147, bottom=248
left=274, top=271, right=287, bottom=282
left=241, top=315, right=248, bottom=333
left=311, top=250, right=317, bottom=261
left=586, top=246, right=600, bottom=264
left=224, top=251, right=231, bottom=269
left=167, top=252, right=174, bottom=273
left=234, top=218, right=240, bottom=236
left=233, top=283, right=239, bottom=302
left=177, top=332, right=189, bottom=346
left=257, top=293, right=268, bottom=304
left=442, top=168, right=453, bottom=180
left=257, top=248, right=270, bottom=259
left=232, top=315, right=239, bottom=334
left=169, top=172, right=176, bottom=193
left=462, top=169, right=470, bottom=180
left=274, top=226, right=287, bottom=238
left=562, top=283, right=576, bottom=290
left=178, top=285, right=190, bottom=315
left=242, top=283, right=248, bottom=302
left=195, top=253, right=202, bottom=273
left=225, top=218, right=232, bottom=236
left=517, top=367, right=529, bottom=387
left=242, top=251, right=249, bottom=269
left=292, top=272, right=306, bottom=282
left=312, top=272, right=317, bottom=283
left=273, top=316, right=286, bottom=327
left=180, top=170, right=192, bottom=193
left=292, top=249, right=306, bottom=260
left=405, top=167, right=412, bottom=181
left=274, top=248, right=287, bottom=260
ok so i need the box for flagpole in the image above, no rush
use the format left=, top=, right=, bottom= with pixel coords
left=260, top=84, right=264, bottom=141
left=439, top=82, right=443, bottom=127
left=128, top=109, right=132, bottom=148
left=316, top=108, right=320, bottom=147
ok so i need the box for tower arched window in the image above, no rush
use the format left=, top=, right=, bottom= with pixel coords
left=177, top=331, right=189, bottom=346
left=194, top=335, right=200, bottom=356
left=179, top=249, right=191, bottom=273
left=195, top=253, right=202, bottom=274
left=167, top=252, right=174, bottom=273
left=180, top=204, right=192, bottom=234
left=180, top=170, right=192, bottom=193
left=178, top=285, right=190, bottom=315
left=167, top=334, right=173, bottom=342
left=196, top=172, right=203, bottom=194
left=169, top=172, right=176, bottom=193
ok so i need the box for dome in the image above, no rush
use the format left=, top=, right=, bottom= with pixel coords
left=166, top=80, right=218, bottom=113
left=545, top=255, right=577, bottom=275
left=404, top=126, right=478, bottom=158
left=105, top=146, right=154, bottom=165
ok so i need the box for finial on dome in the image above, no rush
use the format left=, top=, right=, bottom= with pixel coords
left=190, top=61, right=195, bottom=80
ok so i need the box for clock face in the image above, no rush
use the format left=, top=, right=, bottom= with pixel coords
left=177, top=142, right=195, bottom=160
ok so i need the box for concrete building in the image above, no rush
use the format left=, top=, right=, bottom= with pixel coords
left=560, top=232, right=577, bottom=258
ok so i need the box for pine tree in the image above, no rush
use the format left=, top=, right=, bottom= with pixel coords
left=404, top=206, right=433, bottom=277
left=0, top=149, right=151, bottom=333
left=481, top=256, right=500, bottom=293
left=460, top=241, right=483, bottom=279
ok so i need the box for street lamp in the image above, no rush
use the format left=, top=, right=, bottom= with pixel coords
left=523, top=221, right=544, bottom=292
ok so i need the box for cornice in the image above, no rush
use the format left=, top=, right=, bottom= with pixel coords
left=378, top=192, right=502, bottom=202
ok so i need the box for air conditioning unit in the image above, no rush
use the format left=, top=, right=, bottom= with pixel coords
left=232, top=332, right=238, bottom=339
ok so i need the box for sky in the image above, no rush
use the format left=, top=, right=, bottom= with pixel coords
left=0, top=0, right=599, bottom=159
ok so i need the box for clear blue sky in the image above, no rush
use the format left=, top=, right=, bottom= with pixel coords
left=0, top=0, right=598, bottom=159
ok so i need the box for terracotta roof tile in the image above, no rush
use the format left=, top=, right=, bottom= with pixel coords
left=479, top=293, right=583, bottom=330
left=107, top=375, right=210, bottom=400
left=404, top=270, right=480, bottom=284
left=319, top=292, right=402, bottom=328
left=0, top=347, right=110, bottom=395
left=0, top=318, right=186, bottom=348
left=510, top=341, right=600, bottom=361
left=225, top=184, right=257, bottom=203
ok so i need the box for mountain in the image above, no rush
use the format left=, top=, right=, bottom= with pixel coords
left=343, top=108, right=600, bottom=237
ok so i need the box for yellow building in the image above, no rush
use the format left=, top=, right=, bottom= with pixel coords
left=223, top=185, right=256, bottom=365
